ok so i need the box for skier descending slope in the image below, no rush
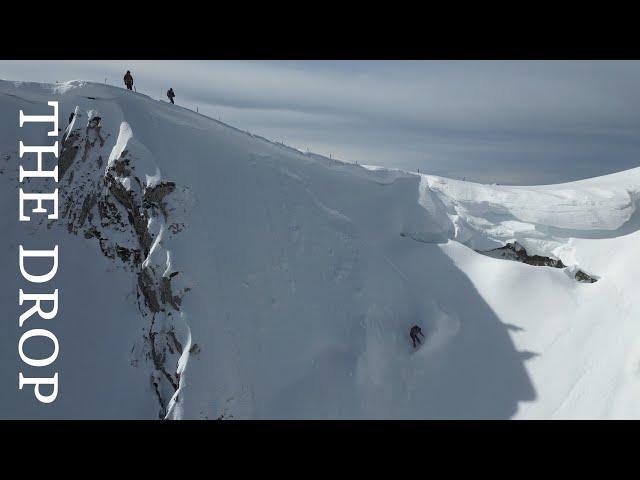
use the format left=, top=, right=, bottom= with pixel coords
left=167, top=88, right=175, bottom=104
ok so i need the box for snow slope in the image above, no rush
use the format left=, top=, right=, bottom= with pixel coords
left=1, top=79, right=639, bottom=419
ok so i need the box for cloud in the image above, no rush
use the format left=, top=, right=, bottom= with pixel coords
left=1, top=60, right=639, bottom=184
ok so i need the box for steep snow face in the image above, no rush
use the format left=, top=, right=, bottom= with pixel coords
left=1, top=79, right=639, bottom=419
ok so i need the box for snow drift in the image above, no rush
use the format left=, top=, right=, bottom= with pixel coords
left=1, top=79, right=639, bottom=419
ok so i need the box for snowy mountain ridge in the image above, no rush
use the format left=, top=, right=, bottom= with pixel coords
left=1, top=79, right=639, bottom=419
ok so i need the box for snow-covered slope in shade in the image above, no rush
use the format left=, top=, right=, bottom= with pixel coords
left=1, top=79, right=639, bottom=419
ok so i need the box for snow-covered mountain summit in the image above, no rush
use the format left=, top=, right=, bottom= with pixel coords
left=1, top=79, right=639, bottom=419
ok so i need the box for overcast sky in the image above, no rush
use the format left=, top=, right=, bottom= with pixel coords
left=2, top=60, right=640, bottom=184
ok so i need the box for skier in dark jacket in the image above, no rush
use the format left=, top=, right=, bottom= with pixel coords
left=410, top=325, right=425, bottom=348
left=167, top=88, right=175, bottom=104
left=124, top=70, right=134, bottom=90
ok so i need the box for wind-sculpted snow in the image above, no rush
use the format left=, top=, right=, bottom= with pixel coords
left=1, top=79, right=639, bottom=419
left=428, top=174, right=637, bottom=230
left=423, top=172, right=640, bottom=257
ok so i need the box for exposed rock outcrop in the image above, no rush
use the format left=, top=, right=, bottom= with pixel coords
left=482, top=242, right=566, bottom=268
left=575, top=270, right=597, bottom=283
left=58, top=110, right=192, bottom=418
left=477, top=241, right=599, bottom=283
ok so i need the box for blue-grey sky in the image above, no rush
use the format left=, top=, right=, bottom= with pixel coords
left=2, top=60, right=640, bottom=184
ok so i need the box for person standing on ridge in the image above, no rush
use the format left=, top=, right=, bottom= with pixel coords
left=167, top=88, right=175, bottom=104
left=124, top=70, right=134, bottom=90
left=410, top=325, right=425, bottom=349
